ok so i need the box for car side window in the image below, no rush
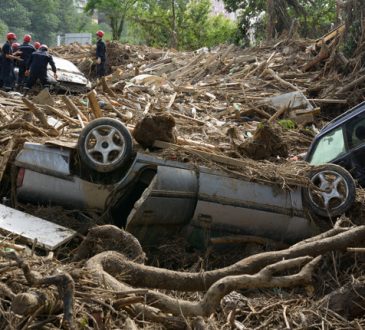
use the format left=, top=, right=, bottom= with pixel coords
left=345, top=115, right=365, bottom=149
left=309, top=127, right=346, bottom=165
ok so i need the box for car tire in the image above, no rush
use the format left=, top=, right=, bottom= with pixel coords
left=302, top=164, right=356, bottom=218
left=78, top=118, right=133, bottom=173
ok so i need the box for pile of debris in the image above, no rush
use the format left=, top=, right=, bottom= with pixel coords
left=0, top=33, right=364, bottom=329
left=0, top=222, right=363, bottom=329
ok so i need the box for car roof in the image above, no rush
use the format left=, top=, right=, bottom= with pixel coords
left=318, top=101, right=365, bottom=137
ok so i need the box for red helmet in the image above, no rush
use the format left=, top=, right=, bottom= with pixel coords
left=7, top=32, right=17, bottom=41
left=40, top=44, right=48, bottom=51
left=23, top=34, right=31, bottom=43
left=34, top=41, right=41, bottom=49
left=12, top=42, right=20, bottom=50
left=96, top=30, right=104, bottom=37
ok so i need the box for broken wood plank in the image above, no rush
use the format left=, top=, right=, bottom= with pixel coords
left=87, top=90, right=103, bottom=119
left=337, top=75, right=365, bottom=95
left=0, top=139, right=14, bottom=183
left=303, top=43, right=330, bottom=72
left=42, top=105, right=80, bottom=126
left=264, top=68, right=301, bottom=92
left=101, top=76, right=116, bottom=97
left=308, top=98, right=347, bottom=104
left=166, top=92, right=177, bottom=111
left=62, top=95, right=88, bottom=126
left=22, top=97, right=58, bottom=135
left=315, top=23, right=345, bottom=47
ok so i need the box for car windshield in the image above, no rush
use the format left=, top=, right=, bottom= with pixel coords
left=308, top=127, right=346, bottom=165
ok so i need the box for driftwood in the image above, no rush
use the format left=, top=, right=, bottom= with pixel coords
left=83, top=225, right=365, bottom=293
left=3, top=251, right=75, bottom=329
left=77, top=224, right=364, bottom=319
left=73, top=225, right=145, bottom=262
left=87, top=252, right=320, bottom=317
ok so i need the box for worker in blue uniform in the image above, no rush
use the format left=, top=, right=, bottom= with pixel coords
left=95, top=30, right=106, bottom=77
left=18, top=34, right=36, bottom=90
left=24, top=44, right=57, bottom=94
left=1, top=32, right=21, bottom=91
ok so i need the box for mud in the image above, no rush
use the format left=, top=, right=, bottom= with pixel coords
left=238, top=122, right=289, bottom=160
left=132, top=113, right=177, bottom=148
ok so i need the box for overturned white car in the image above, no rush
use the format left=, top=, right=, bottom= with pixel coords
left=47, top=56, right=91, bottom=93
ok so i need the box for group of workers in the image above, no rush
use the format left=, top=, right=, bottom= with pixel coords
left=0, top=33, right=57, bottom=93
left=0, top=29, right=106, bottom=94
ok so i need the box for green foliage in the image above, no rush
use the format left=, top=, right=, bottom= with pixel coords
left=85, top=0, right=138, bottom=40
left=132, top=0, right=236, bottom=50
left=0, top=0, right=98, bottom=45
left=278, top=119, right=296, bottom=130
left=222, top=0, right=336, bottom=44
left=0, top=20, right=8, bottom=37
left=206, top=15, right=237, bottom=47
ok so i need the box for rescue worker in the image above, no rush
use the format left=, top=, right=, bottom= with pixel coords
left=11, top=42, right=21, bottom=89
left=33, top=41, right=41, bottom=50
left=11, top=42, right=20, bottom=52
left=18, top=35, right=35, bottom=90
left=24, top=44, right=57, bottom=94
left=95, top=30, right=106, bottom=77
left=1, top=32, right=20, bottom=91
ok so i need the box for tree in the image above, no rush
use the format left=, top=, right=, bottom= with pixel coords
left=85, top=0, right=138, bottom=40
left=21, top=0, right=60, bottom=44
left=131, top=0, right=236, bottom=49
left=340, top=0, right=365, bottom=56
left=222, top=0, right=336, bottom=44
left=0, top=0, right=31, bottom=37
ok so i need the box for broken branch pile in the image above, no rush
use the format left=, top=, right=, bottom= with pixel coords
left=0, top=223, right=363, bottom=329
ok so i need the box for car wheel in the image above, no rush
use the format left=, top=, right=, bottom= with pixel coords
left=78, top=118, right=133, bottom=173
left=303, top=164, right=356, bottom=218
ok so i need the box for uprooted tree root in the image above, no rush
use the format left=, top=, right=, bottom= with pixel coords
left=0, top=224, right=364, bottom=329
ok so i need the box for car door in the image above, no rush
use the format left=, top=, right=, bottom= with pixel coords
left=188, top=169, right=314, bottom=246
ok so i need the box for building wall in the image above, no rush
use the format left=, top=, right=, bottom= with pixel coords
left=211, top=0, right=236, bottom=20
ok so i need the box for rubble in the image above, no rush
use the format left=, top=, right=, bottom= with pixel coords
left=0, top=35, right=364, bottom=329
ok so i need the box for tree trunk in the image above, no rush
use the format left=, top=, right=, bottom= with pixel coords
left=110, top=17, right=124, bottom=40
left=170, top=0, right=177, bottom=48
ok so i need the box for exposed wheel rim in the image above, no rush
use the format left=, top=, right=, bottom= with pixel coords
left=84, top=124, right=126, bottom=167
left=309, top=170, right=349, bottom=212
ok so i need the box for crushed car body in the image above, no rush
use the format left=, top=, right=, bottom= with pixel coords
left=14, top=55, right=91, bottom=93
left=48, top=56, right=91, bottom=93
left=12, top=118, right=357, bottom=247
